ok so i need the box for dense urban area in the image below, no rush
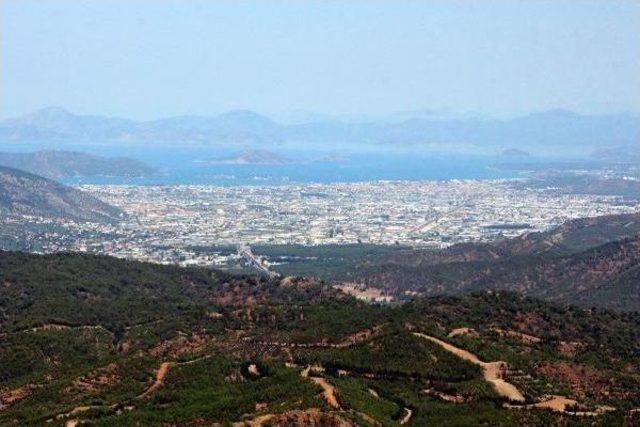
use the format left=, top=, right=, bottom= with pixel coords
left=3, top=179, right=636, bottom=268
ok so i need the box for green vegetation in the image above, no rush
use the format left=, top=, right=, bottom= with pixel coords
left=1, top=251, right=639, bottom=426
left=302, top=329, right=480, bottom=381
left=255, top=243, right=409, bottom=280
left=90, top=359, right=322, bottom=426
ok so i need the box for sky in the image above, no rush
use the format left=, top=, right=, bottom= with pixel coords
left=1, top=0, right=639, bottom=120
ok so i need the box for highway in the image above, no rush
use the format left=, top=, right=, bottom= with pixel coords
left=237, top=244, right=278, bottom=277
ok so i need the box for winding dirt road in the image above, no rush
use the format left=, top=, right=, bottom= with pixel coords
left=138, top=362, right=172, bottom=399
left=300, top=365, right=340, bottom=409
left=309, top=377, right=340, bottom=409
left=399, top=407, right=413, bottom=424
left=137, top=355, right=213, bottom=400
left=412, top=332, right=525, bottom=402
left=412, top=331, right=617, bottom=416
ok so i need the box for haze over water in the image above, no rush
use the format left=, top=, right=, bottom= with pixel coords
left=62, top=148, right=519, bottom=186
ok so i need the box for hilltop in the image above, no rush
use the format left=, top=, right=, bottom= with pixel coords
left=350, top=236, right=640, bottom=311
left=0, top=166, right=122, bottom=223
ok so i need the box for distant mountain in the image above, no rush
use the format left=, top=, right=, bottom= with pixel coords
left=0, top=166, right=122, bottom=223
left=204, top=149, right=289, bottom=165
left=1, top=107, right=638, bottom=154
left=0, top=107, right=280, bottom=145
left=0, top=107, right=134, bottom=141
left=284, top=109, right=640, bottom=153
left=0, top=150, right=155, bottom=179
left=134, top=110, right=281, bottom=145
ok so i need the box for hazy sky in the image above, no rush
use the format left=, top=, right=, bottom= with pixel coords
left=2, top=0, right=639, bottom=120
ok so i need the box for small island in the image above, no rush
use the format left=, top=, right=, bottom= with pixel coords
left=204, top=148, right=290, bottom=165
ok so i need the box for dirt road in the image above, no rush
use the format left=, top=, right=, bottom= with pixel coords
left=136, top=355, right=214, bottom=400
left=412, top=332, right=525, bottom=402
left=138, top=362, right=172, bottom=399
left=309, top=377, right=340, bottom=409
left=399, top=408, right=412, bottom=424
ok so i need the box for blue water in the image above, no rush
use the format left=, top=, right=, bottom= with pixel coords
left=1, top=143, right=519, bottom=185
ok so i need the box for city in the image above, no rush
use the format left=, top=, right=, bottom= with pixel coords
left=8, top=179, right=634, bottom=267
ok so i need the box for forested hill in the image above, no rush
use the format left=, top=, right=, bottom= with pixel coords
left=1, top=250, right=640, bottom=425
left=375, top=212, right=640, bottom=268
left=0, top=166, right=122, bottom=223
left=347, top=235, right=640, bottom=312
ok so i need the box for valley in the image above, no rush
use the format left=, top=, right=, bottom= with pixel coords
left=2, top=1, right=639, bottom=425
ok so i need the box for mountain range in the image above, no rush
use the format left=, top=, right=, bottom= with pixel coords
left=0, top=166, right=122, bottom=223
left=1, top=107, right=639, bottom=155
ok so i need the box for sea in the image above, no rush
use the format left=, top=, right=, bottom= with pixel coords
left=2, top=143, right=523, bottom=186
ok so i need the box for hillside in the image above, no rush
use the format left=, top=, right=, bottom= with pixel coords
left=0, top=166, right=122, bottom=223
left=345, top=236, right=640, bottom=312
left=0, top=150, right=155, bottom=179
left=255, top=213, right=640, bottom=311
left=385, top=212, right=640, bottom=267
left=1, top=251, right=640, bottom=425
left=465, top=237, right=640, bottom=312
